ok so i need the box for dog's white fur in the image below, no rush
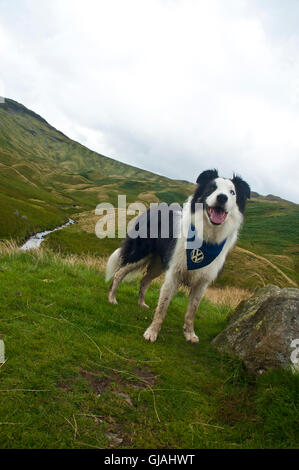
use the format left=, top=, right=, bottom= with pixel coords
left=107, top=177, right=244, bottom=343
left=106, top=248, right=122, bottom=282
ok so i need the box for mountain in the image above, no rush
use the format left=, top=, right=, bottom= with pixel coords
left=251, top=191, right=294, bottom=204
left=0, top=98, right=193, bottom=240
left=0, top=98, right=298, bottom=288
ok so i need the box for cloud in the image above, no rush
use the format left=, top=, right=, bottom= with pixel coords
left=0, top=0, right=299, bottom=202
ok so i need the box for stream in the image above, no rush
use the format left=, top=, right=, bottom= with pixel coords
left=20, top=218, right=75, bottom=251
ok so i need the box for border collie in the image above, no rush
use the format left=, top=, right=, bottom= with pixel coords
left=106, top=169, right=250, bottom=343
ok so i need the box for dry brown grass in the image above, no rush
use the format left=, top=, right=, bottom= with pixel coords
left=153, top=275, right=250, bottom=308
left=72, top=210, right=100, bottom=234
left=137, top=191, right=160, bottom=203
left=60, top=253, right=108, bottom=271
left=0, top=239, right=19, bottom=254
left=37, top=248, right=109, bottom=272
left=203, top=286, right=250, bottom=308
left=75, top=208, right=138, bottom=236
left=0, top=240, right=109, bottom=272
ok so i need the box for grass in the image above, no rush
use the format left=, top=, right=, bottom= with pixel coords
left=0, top=191, right=67, bottom=242
left=44, top=223, right=121, bottom=257
left=0, top=246, right=298, bottom=449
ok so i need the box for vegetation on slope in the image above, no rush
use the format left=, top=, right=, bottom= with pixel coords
left=0, top=246, right=297, bottom=449
left=0, top=98, right=192, bottom=241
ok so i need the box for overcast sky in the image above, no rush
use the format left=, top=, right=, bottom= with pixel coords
left=1, top=0, right=299, bottom=202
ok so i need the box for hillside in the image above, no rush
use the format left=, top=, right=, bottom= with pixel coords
left=0, top=245, right=297, bottom=449
left=0, top=98, right=298, bottom=289
left=0, top=98, right=193, bottom=241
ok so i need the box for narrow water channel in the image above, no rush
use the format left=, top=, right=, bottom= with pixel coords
left=20, top=218, right=75, bottom=250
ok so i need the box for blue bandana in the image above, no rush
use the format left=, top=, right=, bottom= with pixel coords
left=186, top=224, right=226, bottom=270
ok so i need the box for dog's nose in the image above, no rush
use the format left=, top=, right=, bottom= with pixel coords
left=217, top=193, right=228, bottom=204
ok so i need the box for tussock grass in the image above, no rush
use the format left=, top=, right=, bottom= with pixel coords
left=0, top=240, right=109, bottom=271
left=0, top=239, right=20, bottom=254
left=204, top=287, right=250, bottom=308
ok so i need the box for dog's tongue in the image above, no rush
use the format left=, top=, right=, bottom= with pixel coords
left=210, top=208, right=226, bottom=224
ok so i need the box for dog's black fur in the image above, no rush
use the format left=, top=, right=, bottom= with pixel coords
left=120, top=202, right=180, bottom=268
left=231, top=175, right=251, bottom=213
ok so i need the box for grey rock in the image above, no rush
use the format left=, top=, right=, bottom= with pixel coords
left=212, top=284, right=299, bottom=374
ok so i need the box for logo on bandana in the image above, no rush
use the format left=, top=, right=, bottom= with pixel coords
left=190, top=248, right=204, bottom=263
left=186, top=224, right=227, bottom=270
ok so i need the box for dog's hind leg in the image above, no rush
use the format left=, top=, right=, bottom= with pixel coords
left=138, top=258, right=163, bottom=309
left=108, top=262, right=141, bottom=305
left=183, top=282, right=208, bottom=343
left=143, top=273, right=178, bottom=342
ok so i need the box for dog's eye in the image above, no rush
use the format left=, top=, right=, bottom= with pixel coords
left=230, top=190, right=235, bottom=195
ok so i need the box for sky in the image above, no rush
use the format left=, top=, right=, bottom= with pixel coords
left=0, top=0, right=299, bottom=203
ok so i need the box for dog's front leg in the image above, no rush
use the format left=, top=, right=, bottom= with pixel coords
left=183, top=282, right=208, bottom=343
left=143, top=275, right=178, bottom=343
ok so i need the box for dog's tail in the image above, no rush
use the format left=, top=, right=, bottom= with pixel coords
left=106, top=247, right=148, bottom=283
left=105, top=248, right=122, bottom=282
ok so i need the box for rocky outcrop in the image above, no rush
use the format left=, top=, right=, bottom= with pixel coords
left=212, top=285, right=299, bottom=374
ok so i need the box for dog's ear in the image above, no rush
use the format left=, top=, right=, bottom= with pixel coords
left=196, top=169, right=218, bottom=186
left=231, top=174, right=251, bottom=213
left=191, top=169, right=218, bottom=212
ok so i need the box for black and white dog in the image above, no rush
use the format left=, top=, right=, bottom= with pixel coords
left=106, top=169, right=250, bottom=343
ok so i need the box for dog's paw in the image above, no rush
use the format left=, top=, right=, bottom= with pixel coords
left=108, top=296, right=118, bottom=305
left=184, top=330, right=199, bottom=343
left=143, top=326, right=159, bottom=343
left=138, top=301, right=150, bottom=309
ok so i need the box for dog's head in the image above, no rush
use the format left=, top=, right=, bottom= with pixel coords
left=191, top=169, right=250, bottom=226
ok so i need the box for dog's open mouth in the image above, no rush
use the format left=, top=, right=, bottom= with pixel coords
left=207, top=206, right=228, bottom=225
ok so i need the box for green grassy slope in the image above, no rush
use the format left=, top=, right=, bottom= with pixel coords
left=240, top=199, right=299, bottom=256
left=217, top=198, right=299, bottom=288
left=0, top=248, right=298, bottom=449
left=0, top=98, right=193, bottom=241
